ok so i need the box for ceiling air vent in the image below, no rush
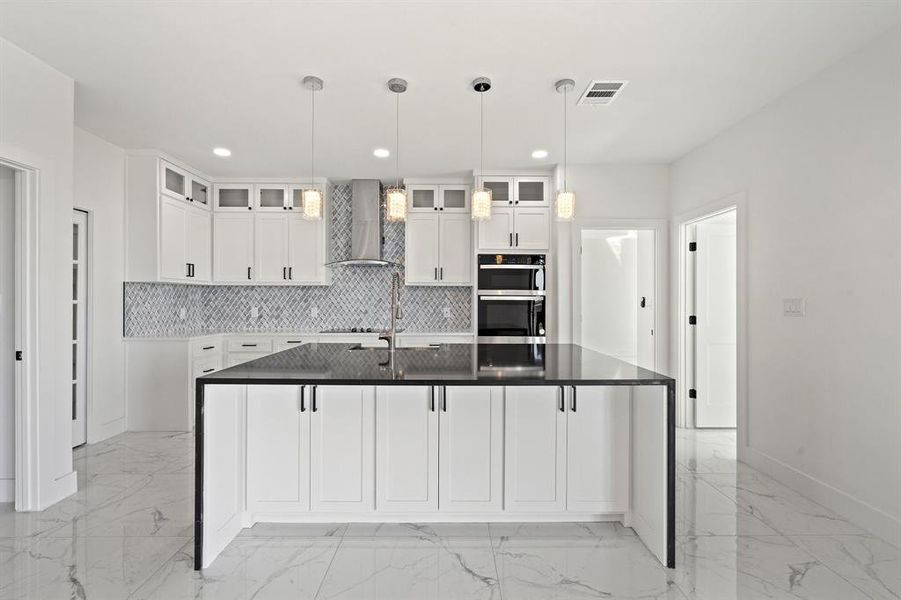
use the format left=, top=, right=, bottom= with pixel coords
left=577, top=80, right=628, bottom=106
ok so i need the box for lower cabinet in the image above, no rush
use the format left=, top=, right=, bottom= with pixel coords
left=310, top=385, right=376, bottom=512
left=247, top=385, right=310, bottom=514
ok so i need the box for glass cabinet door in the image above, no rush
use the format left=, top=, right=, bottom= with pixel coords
left=514, top=177, right=549, bottom=207
left=214, top=185, right=254, bottom=211
left=255, top=185, right=289, bottom=211
left=190, top=176, right=211, bottom=208
left=439, top=185, right=470, bottom=212
left=479, top=177, right=514, bottom=206
left=160, top=161, right=187, bottom=201
left=288, top=185, right=324, bottom=212
left=408, top=185, right=439, bottom=211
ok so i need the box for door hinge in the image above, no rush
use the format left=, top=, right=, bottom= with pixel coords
left=15, top=350, right=22, bottom=361
left=688, top=388, right=697, bottom=399
left=688, top=241, right=697, bottom=252
left=688, top=315, right=697, bottom=325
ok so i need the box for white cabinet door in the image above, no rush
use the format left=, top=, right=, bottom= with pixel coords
left=375, top=386, right=438, bottom=512
left=288, top=214, right=324, bottom=283
left=438, top=213, right=472, bottom=285
left=405, top=212, right=440, bottom=284
left=513, top=208, right=550, bottom=250
left=514, top=177, right=550, bottom=207
left=186, top=206, right=211, bottom=281
left=246, top=385, right=310, bottom=513
left=479, top=177, right=514, bottom=207
left=439, top=185, right=470, bottom=212
left=310, top=385, right=375, bottom=512
left=505, top=386, right=566, bottom=512
left=160, top=161, right=188, bottom=202
left=214, top=184, right=254, bottom=211
left=566, top=386, right=630, bottom=512
left=254, top=214, right=290, bottom=283
left=159, top=196, right=187, bottom=280
left=408, top=185, right=439, bottom=212
left=477, top=207, right=514, bottom=251
left=214, top=213, right=255, bottom=282
left=438, top=386, right=504, bottom=512
left=255, top=184, right=289, bottom=212
left=188, top=174, right=211, bottom=209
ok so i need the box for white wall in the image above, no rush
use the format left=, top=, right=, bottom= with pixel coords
left=552, top=164, right=669, bottom=365
left=0, top=37, right=77, bottom=507
left=670, top=27, right=901, bottom=539
left=0, top=166, right=14, bottom=501
left=74, top=128, right=127, bottom=442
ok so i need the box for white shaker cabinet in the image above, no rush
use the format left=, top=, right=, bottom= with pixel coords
left=477, top=206, right=515, bottom=250
left=504, top=386, right=567, bottom=512
left=375, top=386, right=438, bottom=512
left=404, top=213, right=440, bottom=284
left=213, top=213, right=255, bottom=282
left=438, top=213, right=472, bottom=284
left=310, top=385, right=376, bottom=512
left=512, top=207, right=550, bottom=250
left=288, top=214, right=326, bottom=283
left=438, top=386, right=504, bottom=512
left=404, top=186, right=472, bottom=286
left=159, top=196, right=188, bottom=280
left=246, top=385, right=310, bottom=514
left=254, top=214, right=291, bottom=282
left=186, top=206, right=212, bottom=281
left=566, top=386, right=630, bottom=512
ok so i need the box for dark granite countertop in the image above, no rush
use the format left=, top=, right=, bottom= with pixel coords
left=198, top=343, right=674, bottom=386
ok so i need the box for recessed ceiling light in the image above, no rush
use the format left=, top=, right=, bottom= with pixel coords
left=373, top=148, right=390, bottom=158
left=213, top=147, right=231, bottom=157
left=531, top=149, right=548, bottom=159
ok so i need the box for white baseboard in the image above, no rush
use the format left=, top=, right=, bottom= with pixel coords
left=743, top=445, right=901, bottom=543
left=246, top=512, right=627, bottom=524
left=36, top=470, right=78, bottom=511
left=0, top=478, right=13, bottom=503
left=88, top=416, right=127, bottom=444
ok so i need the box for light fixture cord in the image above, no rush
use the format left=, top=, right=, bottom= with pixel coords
left=480, top=92, right=484, bottom=174
left=563, top=85, right=567, bottom=190
left=310, top=84, right=315, bottom=186
left=395, top=91, right=400, bottom=188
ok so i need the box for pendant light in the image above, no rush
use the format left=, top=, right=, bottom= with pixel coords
left=385, top=78, right=408, bottom=222
left=301, top=75, right=323, bottom=220
left=471, top=77, right=492, bottom=221
left=555, top=78, right=576, bottom=221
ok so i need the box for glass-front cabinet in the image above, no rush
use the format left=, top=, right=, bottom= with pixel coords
left=407, top=184, right=470, bottom=212
left=514, top=177, right=549, bottom=207
left=479, top=177, right=514, bottom=207
left=408, top=185, right=439, bottom=212
left=214, top=184, right=254, bottom=211
left=255, top=184, right=290, bottom=211
left=160, top=160, right=211, bottom=209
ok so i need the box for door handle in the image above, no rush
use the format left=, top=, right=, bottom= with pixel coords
left=300, top=386, right=306, bottom=412
left=247, top=266, right=252, bottom=280
left=559, top=386, right=565, bottom=412
left=430, top=386, right=435, bottom=412
left=439, top=267, right=443, bottom=280
left=289, top=266, right=293, bottom=280
left=282, top=266, right=287, bottom=280
left=571, top=385, right=577, bottom=412
left=442, top=386, right=447, bottom=412
left=311, top=385, right=318, bottom=412
left=509, top=233, right=513, bottom=247
left=186, top=263, right=191, bottom=277
left=515, top=233, right=519, bottom=247
left=434, top=267, right=438, bottom=280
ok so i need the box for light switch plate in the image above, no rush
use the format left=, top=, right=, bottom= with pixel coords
left=783, top=298, right=806, bottom=317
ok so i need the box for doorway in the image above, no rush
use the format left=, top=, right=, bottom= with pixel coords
left=577, top=227, right=656, bottom=370
left=72, top=210, right=88, bottom=447
left=684, top=208, right=737, bottom=428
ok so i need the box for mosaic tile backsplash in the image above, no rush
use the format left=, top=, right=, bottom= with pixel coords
left=124, top=184, right=472, bottom=337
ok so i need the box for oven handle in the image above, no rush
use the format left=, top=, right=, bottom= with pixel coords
left=479, top=295, right=545, bottom=301
left=478, top=264, right=544, bottom=270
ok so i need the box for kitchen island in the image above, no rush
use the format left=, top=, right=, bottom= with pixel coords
left=195, top=343, right=675, bottom=569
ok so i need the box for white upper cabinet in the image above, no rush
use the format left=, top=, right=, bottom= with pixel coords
left=255, top=184, right=291, bottom=212
left=514, top=177, right=550, bottom=207
left=214, top=213, right=255, bottom=282
left=254, top=213, right=291, bottom=283
left=513, top=207, right=550, bottom=250
left=288, top=214, right=325, bottom=283
left=477, top=206, right=515, bottom=250
left=310, top=385, right=375, bottom=512
left=186, top=206, right=212, bottom=281
left=160, top=161, right=189, bottom=202
left=214, top=184, right=254, bottom=211
left=159, top=196, right=188, bottom=280
left=438, top=386, right=504, bottom=512
left=376, top=386, right=438, bottom=512
left=190, top=175, right=211, bottom=209
left=479, top=176, right=514, bottom=207
left=505, top=386, right=566, bottom=512
left=404, top=182, right=472, bottom=287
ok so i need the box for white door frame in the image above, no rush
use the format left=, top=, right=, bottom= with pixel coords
left=672, top=193, right=748, bottom=447
left=0, top=149, right=41, bottom=511
left=571, top=218, right=669, bottom=372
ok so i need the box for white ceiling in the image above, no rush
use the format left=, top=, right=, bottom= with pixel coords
left=1, top=1, right=898, bottom=180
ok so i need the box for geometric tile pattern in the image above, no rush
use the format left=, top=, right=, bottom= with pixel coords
left=124, top=184, right=472, bottom=337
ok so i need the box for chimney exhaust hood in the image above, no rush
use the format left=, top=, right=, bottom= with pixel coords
left=326, top=179, right=402, bottom=268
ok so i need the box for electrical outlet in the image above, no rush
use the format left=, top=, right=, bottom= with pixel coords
left=783, top=298, right=806, bottom=317
left=310, top=306, right=318, bottom=318
left=251, top=306, right=259, bottom=319
left=179, top=307, right=187, bottom=320
left=443, top=306, right=451, bottom=319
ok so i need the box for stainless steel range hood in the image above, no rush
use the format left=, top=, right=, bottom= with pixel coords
left=326, top=179, right=401, bottom=268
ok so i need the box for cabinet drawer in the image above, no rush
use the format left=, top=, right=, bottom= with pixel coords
left=190, top=338, right=222, bottom=358
left=275, top=338, right=310, bottom=352
left=226, top=338, right=274, bottom=353
left=192, top=356, right=223, bottom=377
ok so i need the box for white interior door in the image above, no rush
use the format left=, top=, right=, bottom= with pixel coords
left=72, top=210, right=88, bottom=447
left=694, top=214, right=737, bottom=428
left=580, top=229, right=655, bottom=367
left=1, top=166, right=16, bottom=490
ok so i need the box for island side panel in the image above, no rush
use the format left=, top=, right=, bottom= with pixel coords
left=630, top=383, right=674, bottom=568
left=198, top=384, right=246, bottom=569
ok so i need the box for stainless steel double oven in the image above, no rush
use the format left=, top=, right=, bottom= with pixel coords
left=477, top=254, right=546, bottom=343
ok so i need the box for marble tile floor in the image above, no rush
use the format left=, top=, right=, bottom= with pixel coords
left=0, top=428, right=897, bottom=599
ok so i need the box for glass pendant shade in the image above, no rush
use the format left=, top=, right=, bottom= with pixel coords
left=555, top=190, right=575, bottom=221
left=471, top=188, right=492, bottom=221
left=385, top=187, right=407, bottom=222
left=302, top=188, right=323, bottom=220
